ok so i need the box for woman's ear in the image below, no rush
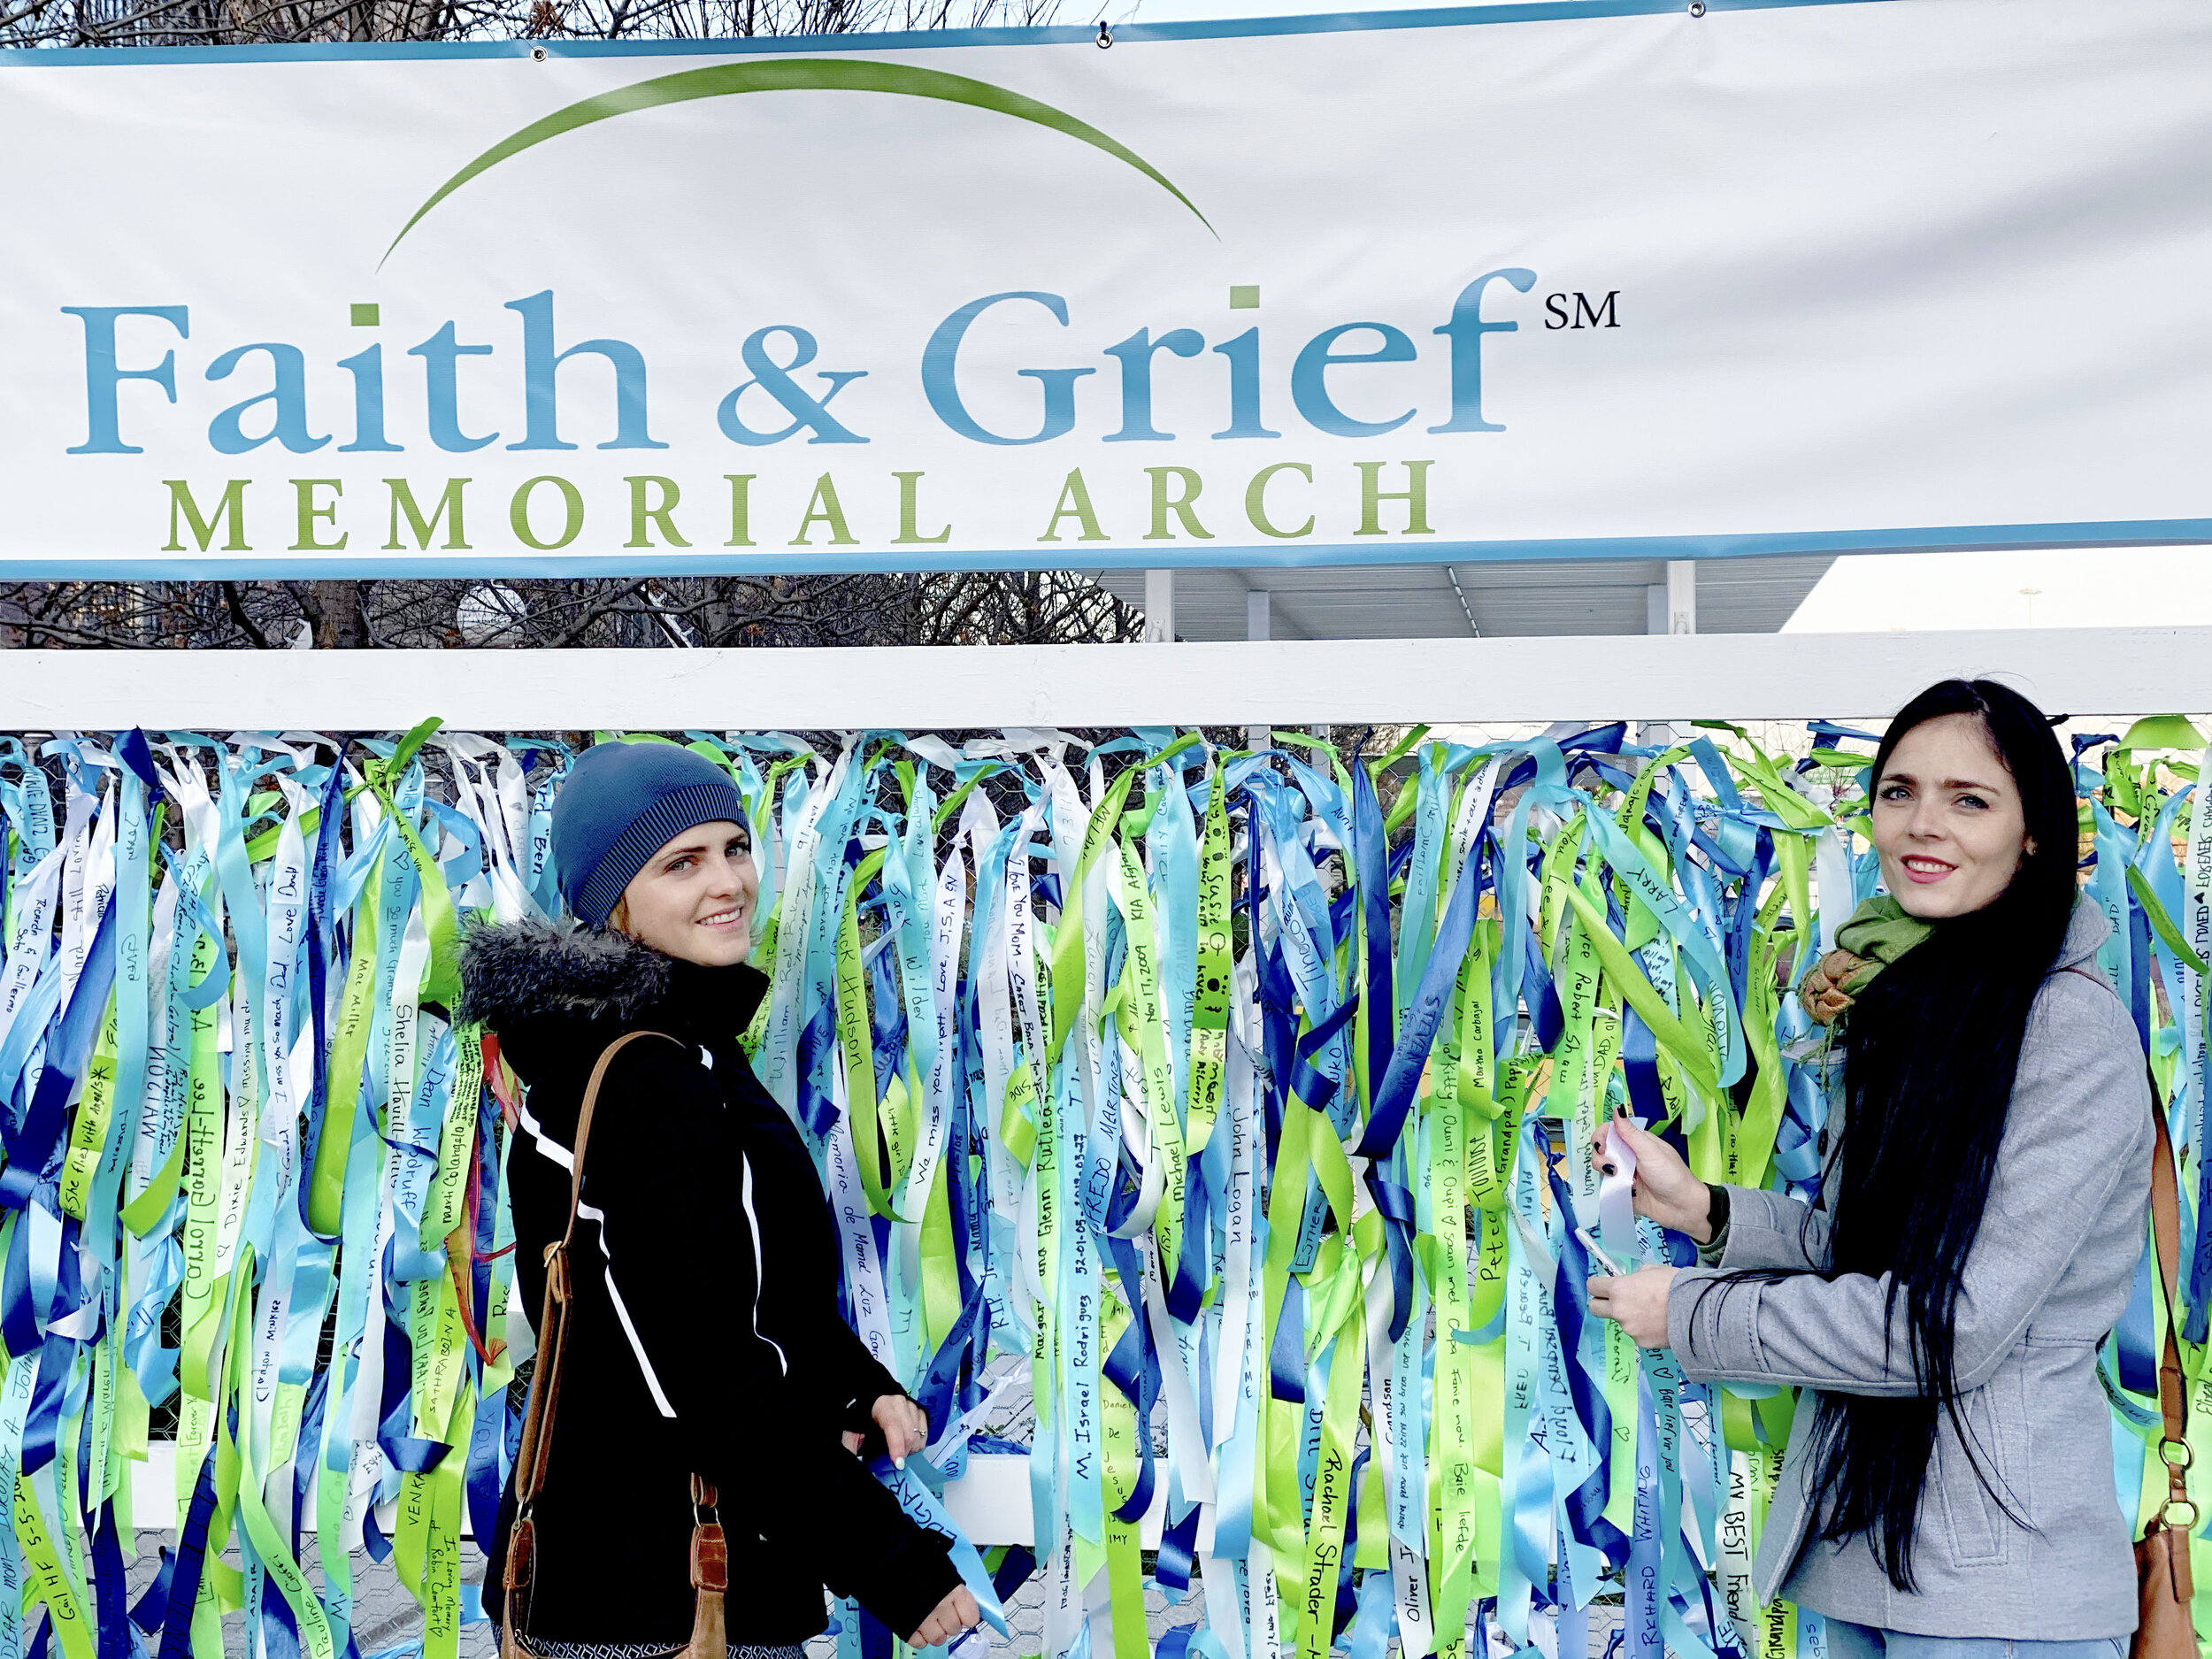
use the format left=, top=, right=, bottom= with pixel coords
left=608, top=897, right=631, bottom=934
left=2022, top=837, right=2038, bottom=858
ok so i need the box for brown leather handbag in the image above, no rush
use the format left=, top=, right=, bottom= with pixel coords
left=500, top=1030, right=730, bottom=1659
left=2135, top=1079, right=2200, bottom=1659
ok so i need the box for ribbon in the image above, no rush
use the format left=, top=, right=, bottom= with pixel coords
left=0, top=716, right=2186, bottom=1658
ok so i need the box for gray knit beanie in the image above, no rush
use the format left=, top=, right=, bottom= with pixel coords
left=550, top=742, right=747, bottom=929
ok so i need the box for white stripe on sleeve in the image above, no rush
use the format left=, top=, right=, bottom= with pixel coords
left=739, top=1153, right=789, bottom=1376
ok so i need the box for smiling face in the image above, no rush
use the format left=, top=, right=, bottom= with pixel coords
left=1870, top=713, right=2035, bottom=920
left=611, top=819, right=757, bottom=967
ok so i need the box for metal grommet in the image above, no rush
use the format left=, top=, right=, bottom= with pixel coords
left=530, top=42, right=549, bottom=59
left=1095, top=19, right=1113, bottom=47
left=1687, top=1, right=1705, bottom=13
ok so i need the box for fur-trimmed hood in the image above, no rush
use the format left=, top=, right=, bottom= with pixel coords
left=457, top=918, right=672, bottom=1031
left=457, top=918, right=770, bottom=1089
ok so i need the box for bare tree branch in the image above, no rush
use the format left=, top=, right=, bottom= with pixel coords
left=219, top=582, right=273, bottom=649
left=0, top=568, right=1147, bottom=651
left=7, top=0, right=1056, bottom=50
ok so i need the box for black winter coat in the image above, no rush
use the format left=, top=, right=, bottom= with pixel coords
left=457, top=922, right=961, bottom=1647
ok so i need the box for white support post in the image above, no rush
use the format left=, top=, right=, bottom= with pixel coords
left=1667, top=559, right=1697, bottom=635
left=1638, top=562, right=1698, bottom=749
left=1246, top=589, right=1271, bottom=751
left=1144, top=569, right=1176, bottom=642
left=1645, top=580, right=1673, bottom=747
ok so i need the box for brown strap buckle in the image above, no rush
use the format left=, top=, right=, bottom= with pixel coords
left=505, top=1516, right=536, bottom=1589
left=687, top=1471, right=726, bottom=1592
left=689, top=1521, right=729, bottom=1594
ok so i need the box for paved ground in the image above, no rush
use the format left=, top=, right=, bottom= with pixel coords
left=117, top=1537, right=1621, bottom=1659
left=118, top=1538, right=500, bottom=1659
left=110, top=1537, right=1240, bottom=1659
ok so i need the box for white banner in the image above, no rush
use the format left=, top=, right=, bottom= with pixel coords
left=3, top=0, right=2208, bottom=577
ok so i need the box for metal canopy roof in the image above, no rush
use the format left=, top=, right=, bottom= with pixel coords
left=1089, top=556, right=1837, bottom=640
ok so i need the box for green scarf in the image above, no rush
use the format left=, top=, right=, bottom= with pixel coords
left=1828, top=894, right=1936, bottom=997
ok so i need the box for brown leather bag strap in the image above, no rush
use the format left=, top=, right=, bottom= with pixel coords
left=564, top=1030, right=683, bottom=1262
left=2147, top=1072, right=2195, bottom=1526
left=2059, top=966, right=2194, bottom=1527
left=2139, top=1080, right=2199, bottom=1644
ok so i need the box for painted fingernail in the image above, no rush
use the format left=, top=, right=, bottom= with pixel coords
left=1601, top=1164, right=1617, bottom=1175
left=1614, top=1104, right=1627, bottom=1118
left=895, top=1455, right=906, bottom=1469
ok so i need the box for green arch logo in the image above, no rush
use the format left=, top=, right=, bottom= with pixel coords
left=383, top=56, right=1216, bottom=265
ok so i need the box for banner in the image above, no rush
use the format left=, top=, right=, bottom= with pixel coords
left=3, top=0, right=2209, bottom=577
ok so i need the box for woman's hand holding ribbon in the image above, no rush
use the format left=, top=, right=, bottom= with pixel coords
left=910, top=1585, right=980, bottom=1647
left=1586, top=1265, right=1678, bottom=1348
left=1590, top=1106, right=1712, bottom=1243
left=842, top=1392, right=929, bottom=1468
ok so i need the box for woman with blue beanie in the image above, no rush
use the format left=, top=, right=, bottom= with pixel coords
left=462, top=741, right=977, bottom=1659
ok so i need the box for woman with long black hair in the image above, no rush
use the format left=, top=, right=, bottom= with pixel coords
left=1588, top=680, right=2154, bottom=1654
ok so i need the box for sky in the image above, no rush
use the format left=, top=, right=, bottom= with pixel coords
left=1782, top=547, right=2212, bottom=633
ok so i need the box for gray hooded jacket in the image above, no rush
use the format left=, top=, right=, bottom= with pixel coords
left=1666, top=899, right=2154, bottom=1637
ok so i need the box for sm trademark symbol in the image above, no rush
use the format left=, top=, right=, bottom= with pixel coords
left=1542, top=290, right=1622, bottom=330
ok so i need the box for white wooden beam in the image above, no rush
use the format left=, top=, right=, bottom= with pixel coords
left=0, top=629, right=2203, bottom=731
